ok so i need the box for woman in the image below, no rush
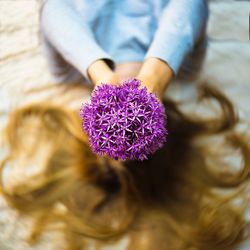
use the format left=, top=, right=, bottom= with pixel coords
left=1, top=1, right=250, bottom=249
left=40, top=0, right=208, bottom=99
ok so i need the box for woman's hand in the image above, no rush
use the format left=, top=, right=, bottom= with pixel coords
left=137, top=58, right=173, bottom=100
left=87, top=58, right=173, bottom=100
left=87, top=59, right=120, bottom=86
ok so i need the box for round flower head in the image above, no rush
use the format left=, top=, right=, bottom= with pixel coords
left=80, top=78, right=167, bottom=161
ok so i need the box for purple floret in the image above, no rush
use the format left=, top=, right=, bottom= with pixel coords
left=79, top=78, right=167, bottom=161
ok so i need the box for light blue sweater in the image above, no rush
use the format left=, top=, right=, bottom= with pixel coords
left=40, top=0, right=208, bottom=83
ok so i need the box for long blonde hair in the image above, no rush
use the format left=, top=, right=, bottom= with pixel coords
left=1, top=83, right=250, bottom=250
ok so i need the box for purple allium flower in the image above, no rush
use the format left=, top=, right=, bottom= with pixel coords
left=79, top=78, right=167, bottom=161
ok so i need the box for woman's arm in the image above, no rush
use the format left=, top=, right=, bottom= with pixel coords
left=137, top=58, right=173, bottom=100
left=138, top=0, right=209, bottom=99
left=87, top=60, right=120, bottom=86
left=41, top=0, right=115, bottom=83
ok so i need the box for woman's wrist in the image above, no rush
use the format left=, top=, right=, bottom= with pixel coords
left=137, top=57, right=173, bottom=99
left=87, top=59, right=116, bottom=86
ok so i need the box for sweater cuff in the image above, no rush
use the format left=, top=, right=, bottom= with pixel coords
left=145, top=31, right=192, bottom=75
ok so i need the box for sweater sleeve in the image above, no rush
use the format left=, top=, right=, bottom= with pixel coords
left=145, top=0, right=209, bottom=75
left=40, top=0, right=115, bottom=80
